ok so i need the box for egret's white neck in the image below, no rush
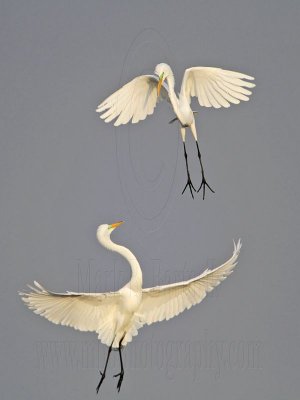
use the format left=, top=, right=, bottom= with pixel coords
left=165, top=74, right=179, bottom=112
left=99, top=233, right=142, bottom=291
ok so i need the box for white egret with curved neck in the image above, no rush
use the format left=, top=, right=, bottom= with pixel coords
left=20, top=221, right=242, bottom=393
left=97, top=63, right=255, bottom=199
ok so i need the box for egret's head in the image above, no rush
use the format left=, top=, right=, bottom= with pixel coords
left=97, top=221, right=124, bottom=245
left=154, top=63, right=172, bottom=96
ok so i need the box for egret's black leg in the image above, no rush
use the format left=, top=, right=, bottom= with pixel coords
left=96, top=340, right=114, bottom=394
left=182, top=142, right=196, bottom=198
left=113, top=336, right=125, bottom=392
left=195, top=140, right=214, bottom=200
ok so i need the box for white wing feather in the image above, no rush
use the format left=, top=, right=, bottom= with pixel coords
left=20, top=283, right=120, bottom=346
left=138, top=240, right=241, bottom=325
left=96, top=75, right=169, bottom=126
left=182, top=67, right=255, bottom=108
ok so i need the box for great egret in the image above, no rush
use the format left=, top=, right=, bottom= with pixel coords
left=20, top=221, right=241, bottom=393
left=97, top=63, right=255, bottom=199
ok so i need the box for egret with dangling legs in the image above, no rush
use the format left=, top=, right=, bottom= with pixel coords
left=20, top=221, right=242, bottom=393
left=97, top=63, right=255, bottom=199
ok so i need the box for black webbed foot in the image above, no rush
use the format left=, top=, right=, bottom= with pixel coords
left=182, top=176, right=197, bottom=198
left=96, top=370, right=106, bottom=394
left=114, top=371, right=124, bottom=392
left=197, top=177, right=215, bottom=200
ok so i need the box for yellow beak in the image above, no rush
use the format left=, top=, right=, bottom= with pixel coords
left=157, top=74, right=164, bottom=96
left=109, top=221, right=124, bottom=230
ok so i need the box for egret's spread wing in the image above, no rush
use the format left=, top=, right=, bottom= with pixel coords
left=138, top=241, right=241, bottom=325
left=182, top=67, right=255, bottom=108
left=20, top=282, right=121, bottom=345
left=96, top=75, right=169, bottom=126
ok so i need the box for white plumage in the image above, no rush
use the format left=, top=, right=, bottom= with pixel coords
left=20, top=222, right=241, bottom=348
left=97, top=75, right=169, bottom=126
left=96, top=63, right=255, bottom=198
left=97, top=65, right=254, bottom=125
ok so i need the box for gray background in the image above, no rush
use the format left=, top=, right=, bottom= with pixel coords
left=1, top=0, right=299, bottom=399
